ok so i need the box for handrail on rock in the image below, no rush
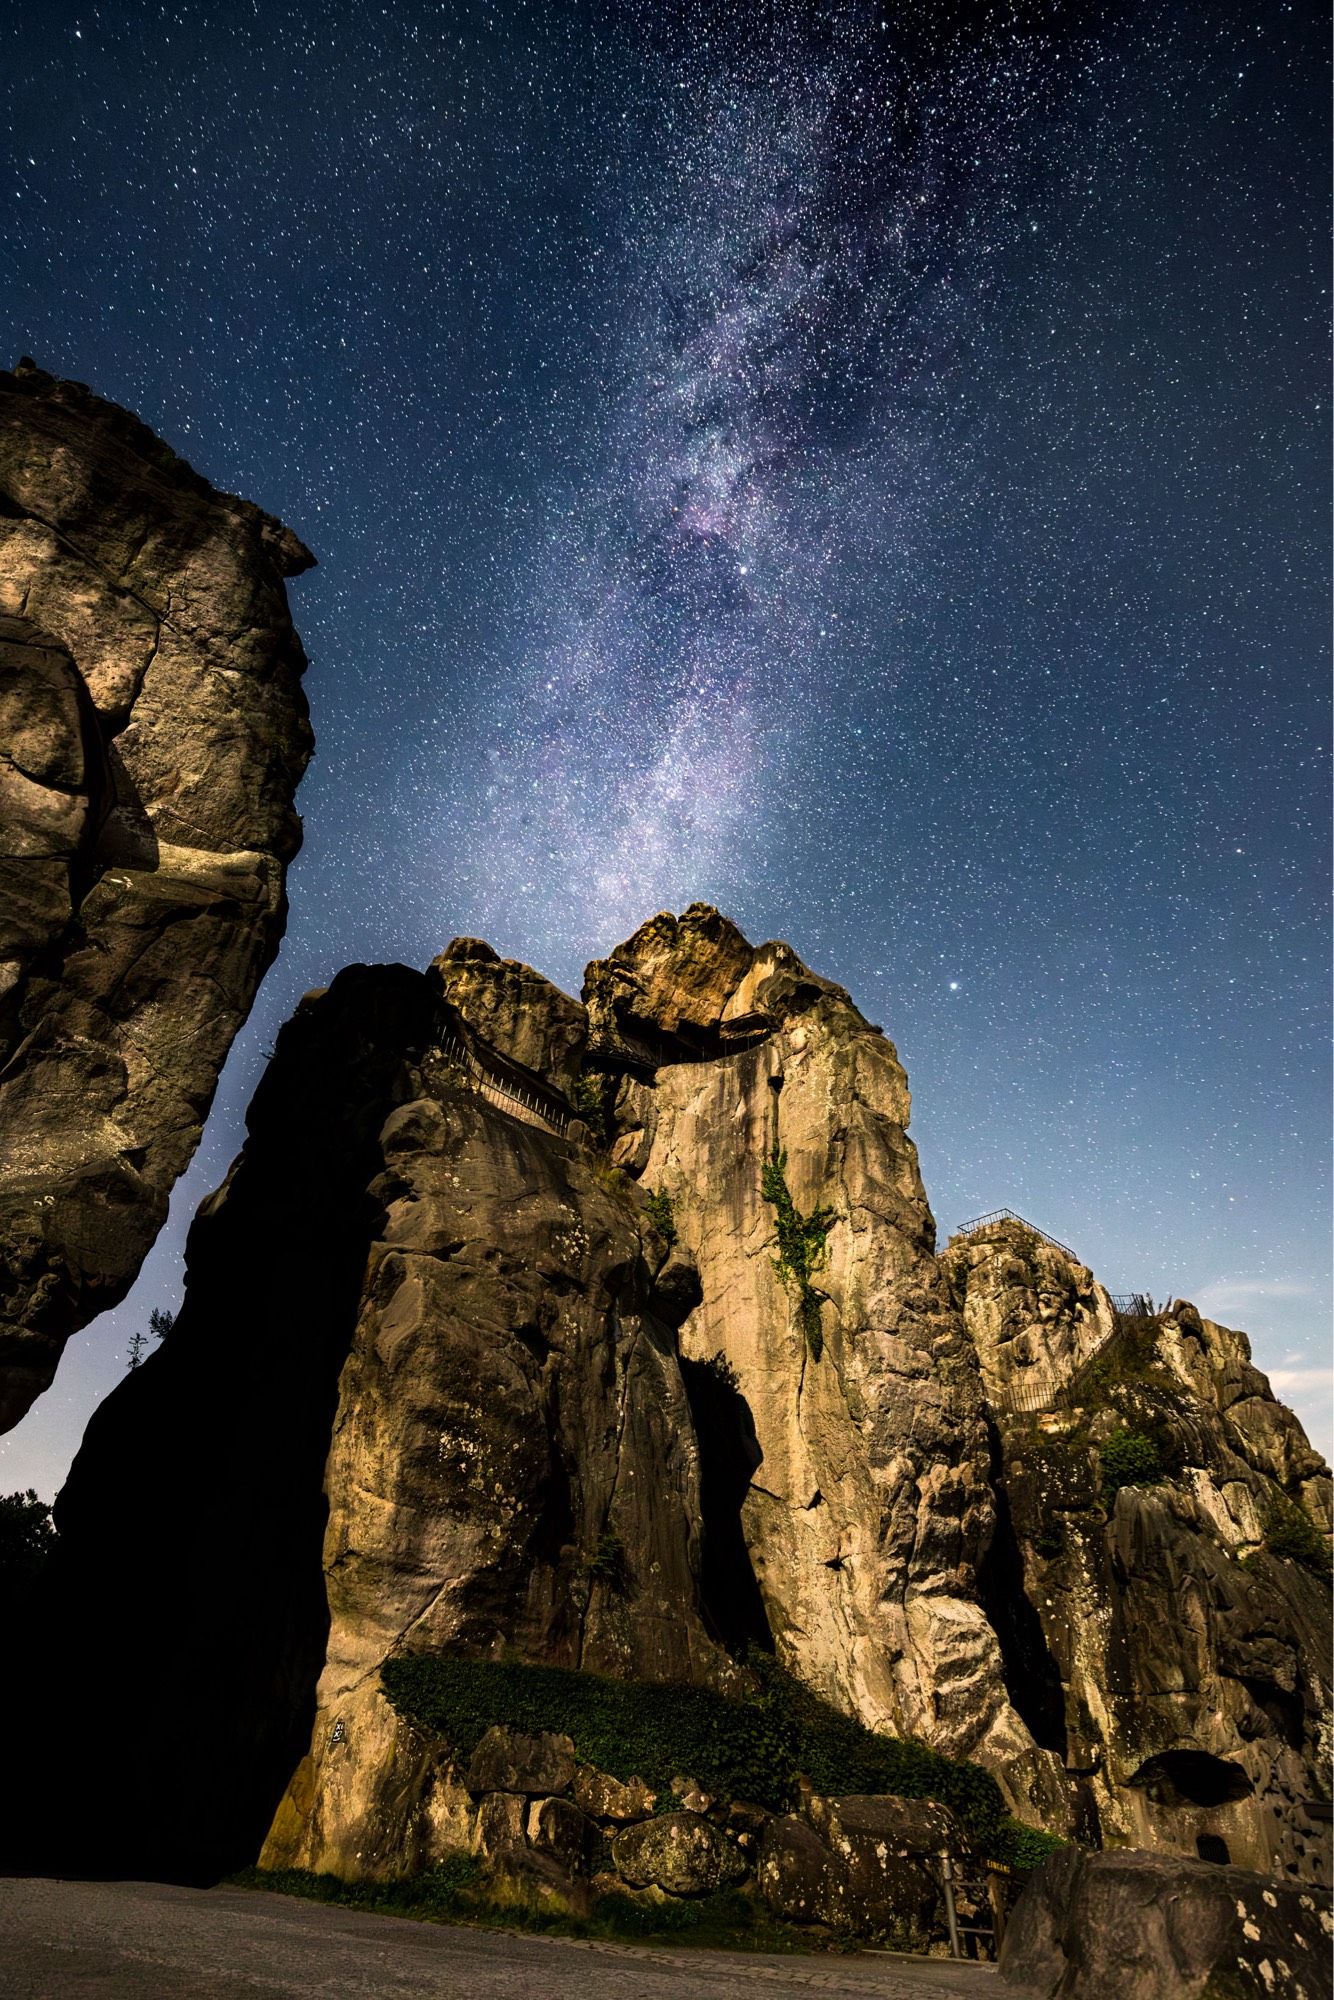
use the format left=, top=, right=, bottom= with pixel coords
left=433, top=1019, right=570, bottom=1138
left=953, top=1207, right=1080, bottom=1263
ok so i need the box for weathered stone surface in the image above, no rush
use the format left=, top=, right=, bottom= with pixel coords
left=669, top=1775, right=714, bottom=1815
left=944, top=1224, right=1333, bottom=1880
left=572, top=1766, right=656, bottom=1822
left=804, top=1791, right=964, bottom=1856
left=0, top=358, right=313, bottom=1429
left=527, top=1795, right=594, bottom=1873
left=756, top=1815, right=838, bottom=1924
left=431, top=936, right=586, bottom=1097
left=998, top=1846, right=1333, bottom=2000
left=31, top=958, right=722, bottom=1879
left=465, top=1728, right=575, bottom=1799
left=610, top=1811, right=746, bottom=1896
left=591, top=905, right=1069, bottom=1829
left=756, top=1795, right=956, bottom=1939
left=472, top=1791, right=526, bottom=1859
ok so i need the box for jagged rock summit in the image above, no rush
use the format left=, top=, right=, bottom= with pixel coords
left=31, top=904, right=1332, bottom=1911
left=0, top=359, right=314, bottom=1428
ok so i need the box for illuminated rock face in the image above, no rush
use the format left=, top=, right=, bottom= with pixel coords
left=0, top=358, right=313, bottom=1430
left=943, top=1232, right=1333, bottom=1882
left=39, top=906, right=1331, bottom=1891
left=588, top=905, right=1070, bottom=1830
left=591, top=907, right=1330, bottom=1881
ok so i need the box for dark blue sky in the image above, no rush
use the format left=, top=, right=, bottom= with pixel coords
left=2, top=0, right=1328, bottom=1492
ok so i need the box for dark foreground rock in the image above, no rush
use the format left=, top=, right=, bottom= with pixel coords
left=0, top=358, right=313, bottom=1429
left=26, top=960, right=722, bottom=1879
left=999, top=1847, right=1333, bottom=2000
left=757, top=1797, right=963, bottom=1946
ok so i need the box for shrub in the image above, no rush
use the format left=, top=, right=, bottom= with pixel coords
left=761, top=1148, right=836, bottom=1361
left=587, top=1529, right=628, bottom=1591
left=570, top=1071, right=610, bottom=1144
left=0, top=1489, right=56, bottom=1590
left=1099, top=1428, right=1166, bottom=1500
left=643, top=1188, right=677, bottom=1247
left=1073, top=1317, right=1163, bottom=1409
left=1262, top=1498, right=1331, bottom=1577
left=989, top=1817, right=1067, bottom=1871
left=1034, top=1520, right=1066, bottom=1559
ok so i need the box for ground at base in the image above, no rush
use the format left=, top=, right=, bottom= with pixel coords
left=0, top=1876, right=1027, bottom=1999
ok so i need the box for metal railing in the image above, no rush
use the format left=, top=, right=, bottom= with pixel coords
left=953, top=1208, right=1081, bottom=1262
left=1108, top=1293, right=1158, bottom=1316
left=434, top=1026, right=570, bottom=1138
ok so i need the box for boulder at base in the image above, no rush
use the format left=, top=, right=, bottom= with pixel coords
left=758, top=1794, right=961, bottom=1943
left=998, top=1847, right=1333, bottom=2000
left=610, top=1812, right=747, bottom=1896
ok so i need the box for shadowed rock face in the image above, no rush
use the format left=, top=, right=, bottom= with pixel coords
left=942, top=1226, right=1333, bottom=1882
left=998, top=1847, right=1334, bottom=2000
left=41, top=958, right=723, bottom=1880
left=0, top=359, right=313, bottom=1429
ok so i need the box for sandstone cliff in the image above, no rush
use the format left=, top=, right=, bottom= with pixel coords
left=0, top=359, right=313, bottom=1429
left=942, top=1220, right=1332, bottom=1880
left=586, top=906, right=1069, bottom=1829
left=45, top=955, right=721, bottom=1878
left=31, top=906, right=1331, bottom=1901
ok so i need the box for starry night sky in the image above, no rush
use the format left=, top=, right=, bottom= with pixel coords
left=2, top=0, right=1328, bottom=1493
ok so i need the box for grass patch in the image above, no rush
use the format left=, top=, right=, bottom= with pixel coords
left=761, top=1148, right=836, bottom=1361
left=231, top=1865, right=813, bottom=1952
left=231, top=1856, right=482, bottom=1917
left=381, top=1651, right=1024, bottom=1855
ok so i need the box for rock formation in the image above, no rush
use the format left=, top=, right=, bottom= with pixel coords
left=587, top=906, right=1069, bottom=1830
left=41, top=956, right=722, bottom=1878
left=998, top=1846, right=1333, bottom=1999
left=942, top=1223, right=1332, bottom=1880
left=0, top=358, right=313, bottom=1429
left=28, top=905, right=1331, bottom=1915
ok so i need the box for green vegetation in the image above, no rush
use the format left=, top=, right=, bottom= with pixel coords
left=1072, top=1316, right=1167, bottom=1410
left=380, top=1650, right=1028, bottom=1856
left=643, top=1188, right=677, bottom=1247
left=0, top=1489, right=56, bottom=1594
left=1261, top=1496, right=1331, bottom=1578
left=1099, top=1428, right=1167, bottom=1501
left=233, top=1864, right=812, bottom=1953
left=760, top=1147, right=836, bottom=1361
left=382, top=1652, right=796, bottom=1809
left=570, top=1071, right=611, bottom=1144
left=1034, top=1520, right=1066, bottom=1559
left=127, top=1304, right=175, bottom=1371
left=587, top=1529, right=628, bottom=1591
left=993, top=1818, right=1067, bottom=1871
